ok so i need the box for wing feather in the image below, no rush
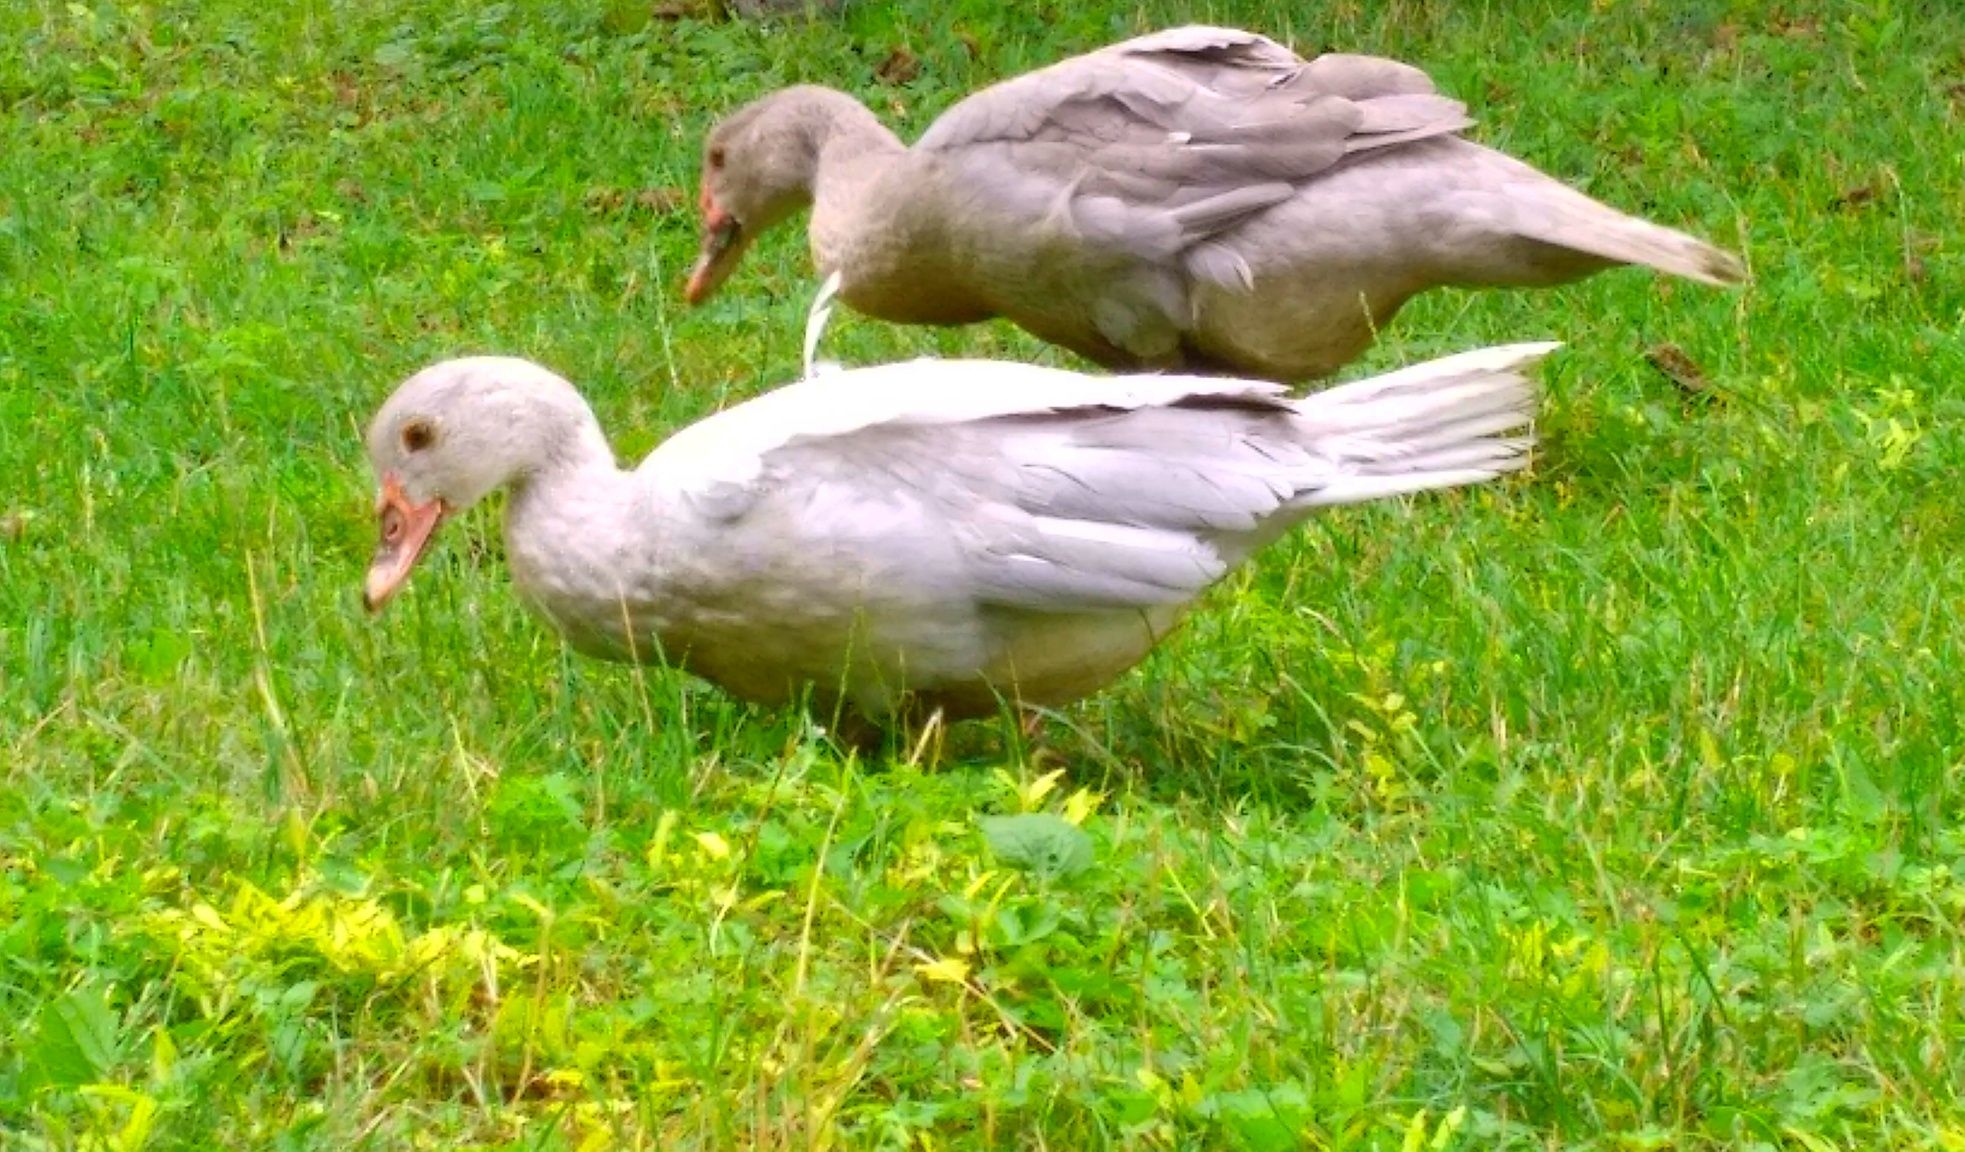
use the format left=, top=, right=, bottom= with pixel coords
left=641, top=346, right=1545, bottom=616
left=918, top=25, right=1471, bottom=252
left=644, top=359, right=1310, bottom=612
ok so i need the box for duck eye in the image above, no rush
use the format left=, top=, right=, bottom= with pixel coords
left=401, top=420, right=436, bottom=453
left=707, top=145, right=726, bottom=170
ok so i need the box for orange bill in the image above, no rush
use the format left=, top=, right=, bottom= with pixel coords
left=684, top=202, right=745, bottom=304
left=363, top=474, right=444, bottom=613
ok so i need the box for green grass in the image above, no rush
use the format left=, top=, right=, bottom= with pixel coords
left=3, top=0, right=1962, bottom=1147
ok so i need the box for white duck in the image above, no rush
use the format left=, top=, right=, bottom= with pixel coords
left=685, top=26, right=1741, bottom=382
left=362, top=344, right=1551, bottom=728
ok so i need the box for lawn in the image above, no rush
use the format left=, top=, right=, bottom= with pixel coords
left=2, top=0, right=1962, bottom=1147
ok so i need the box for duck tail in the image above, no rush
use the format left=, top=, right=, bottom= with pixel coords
left=1511, top=189, right=1746, bottom=286
left=1288, top=341, right=1553, bottom=507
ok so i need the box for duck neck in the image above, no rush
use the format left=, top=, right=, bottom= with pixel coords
left=803, top=88, right=906, bottom=185
left=502, top=397, right=618, bottom=501
left=796, top=93, right=923, bottom=282
left=500, top=423, right=660, bottom=661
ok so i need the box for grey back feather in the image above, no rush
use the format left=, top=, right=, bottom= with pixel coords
left=748, top=399, right=1330, bottom=613
left=918, top=26, right=1472, bottom=265
left=663, top=345, right=1544, bottom=620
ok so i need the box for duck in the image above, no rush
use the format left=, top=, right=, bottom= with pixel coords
left=361, top=343, right=1550, bottom=730
left=684, top=25, right=1741, bottom=383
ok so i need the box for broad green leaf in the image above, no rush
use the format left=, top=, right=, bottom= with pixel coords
left=32, top=985, right=121, bottom=1088
left=979, top=813, right=1093, bottom=882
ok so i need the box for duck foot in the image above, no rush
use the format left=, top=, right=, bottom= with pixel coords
left=1010, top=707, right=1068, bottom=769
left=825, top=713, right=888, bottom=758
left=825, top=706, right=948, bottom=767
